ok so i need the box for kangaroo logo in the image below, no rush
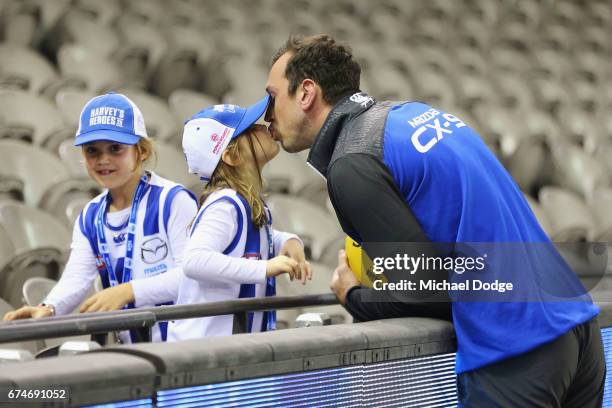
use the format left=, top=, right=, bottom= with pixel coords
left=141, top=237, right=168, bottom=264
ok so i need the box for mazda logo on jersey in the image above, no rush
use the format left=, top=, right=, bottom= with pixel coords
left=141, top=237, right=168, bottom=264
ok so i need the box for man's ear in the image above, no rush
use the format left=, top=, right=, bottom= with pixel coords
left=299, top=79, right=318, bottom=112
left=221, top=149, right=240, bottom=166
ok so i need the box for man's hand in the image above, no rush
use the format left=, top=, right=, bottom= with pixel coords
left=330, top=249, right=360, bottom=304
left=280, top=238, right=312, bottom=284
left=80, top=283, right=134, bottom=313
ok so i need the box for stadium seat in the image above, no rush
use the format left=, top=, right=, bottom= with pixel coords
left=154, top=142, right=200, bottom=190
left=0, top=297, right=37, bottom=355
left=222, top=57, right=270, bottom=106
left=114, top=16, right=169, bottom=88
left=411, top=71, right=455, bottom=110
left=57, top=44, right=123, bottom=93
left=55, top=89, right=96, bottom=129
left=558, top=107, right=603, bottom=154
left=539, top=186, right=597, bottom=242
left=72, top=0, right=120, bottom=26
left=524, top=194, right=554, bottom=238
left=491, top=48, right=531, bottom=75
left=168, top=89, right=218, bottom=124
left=57, top=138, right=87, bottom=178
left=588, top=189, right=612, bottom=243
left=22, top=277, right=57, bottom=307
left=21, top=276, right=96, bottom=352
left=124, top=0, right=167, bottom=26
left=474, top=106, right=524, bottom=157
left=0, top=224, right=16, bottom=276
left=114, top=88, right=180, bottom=142
left=0, top=44, right=71, bottom=96
left=41, top=183, right=101, bottom=229
left=551, top=144, right=609, bottom=200
left=47, top=10, right=121, bottom=58
left=452, top=73, right=496, bottom=111
left=0, top=89, right=70, bottom=147
left=266, top=194, right=344, bottom=262
left=275, top=262, right=351, bottom=326
left=452, top=46, right=489, bottom=77
left=0, top=0, right=39, bottom=47
left=318, top=236, right=345, bottom=269
left=0, top=140, right=99, bottom=211
left=0, top=201, right=70, bottom=306
left=149, top=25, right=207, bottom=98
left=506, top=137, right=548, bottom=194
left=262, top=150, right=322, bottom=196
left=493, top=73, right=535, bottom=112
left=0, top=175, right=24, bottom=202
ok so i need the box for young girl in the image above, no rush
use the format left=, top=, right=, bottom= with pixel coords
left=169, top=95, right=311, bottom=340
left=3, top=92, right=198, bottom=343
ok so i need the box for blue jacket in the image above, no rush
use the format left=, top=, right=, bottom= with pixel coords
left=308, top=92, right=599, bottom=373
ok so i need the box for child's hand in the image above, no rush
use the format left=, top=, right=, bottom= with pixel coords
left=279, top=239, right=313, bottom=284
left=80, top=283, right=134, bottom=313
left=266, top=255, right=301, bottom=280
left=3, top=305, right=54, bottom=321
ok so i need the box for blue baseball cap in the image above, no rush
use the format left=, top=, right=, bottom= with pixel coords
left=75, top=92, right=148, bottom=146
left=182, top=95, right=270, bottom=181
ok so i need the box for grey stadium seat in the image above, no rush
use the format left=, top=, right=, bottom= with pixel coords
left=0, top=201, right=71, bottom=306
left=0, top=89, right=70, bottom=147
left=22, top=277, right=57, bottom=307
left=266, top=194, right=344, bottom=262
left=115, top=88, right=180, bottom=142
left=588, top=189, right=612, bottom=243
left=539, top=186, right=597, bottom=243
left=0, top=140, right=100, bottom=212
left=262, top=149, right=323, bottom=196
left=552, top=144, right=609, bottom=200
left=55, top=89, right=96, bottom=128
left=154, top=142, right=200, bottom=191
left=57, top=44, right=123, bottom=93
left=168, top=89, right=218, bottom=124
left=0, top=44, right=68, bottom=95
left=275, top=262, right=351, bottom=327
left=0, top=297, right=37, bottom=355
left=114, top=16, right=169, bottom=88
left=524, top=194, right=554, bottom=239
left=57, top=138, right=87, bottom=178
left=21, top=276, right=94, bottom=350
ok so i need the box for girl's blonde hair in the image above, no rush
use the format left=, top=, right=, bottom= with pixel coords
left=198, top=128, right=268, bottom=228
left=135, top=137, right=157, bottom=170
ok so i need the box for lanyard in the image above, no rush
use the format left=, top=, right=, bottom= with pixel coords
left=95, top=175, right=148, bottom=287
left=263, top=207, right=276, bottom=331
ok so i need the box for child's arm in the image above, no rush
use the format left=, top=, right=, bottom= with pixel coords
left=183, top=200, right=298, bottom=284
left=274, top=230, right=312, bottom=284
left=27, top=220, right=98, bottom=317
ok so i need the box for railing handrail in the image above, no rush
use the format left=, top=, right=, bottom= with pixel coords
left=0, top=294, right=339, bottom=344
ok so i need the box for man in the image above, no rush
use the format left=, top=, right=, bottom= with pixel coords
left=264, top=34, right=605, bottom=407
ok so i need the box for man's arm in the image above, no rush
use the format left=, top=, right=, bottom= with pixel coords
left=327, top=153, right=452, bottom=321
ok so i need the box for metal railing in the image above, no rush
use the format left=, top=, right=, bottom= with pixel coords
left=0, top=294, right=339, bottom=344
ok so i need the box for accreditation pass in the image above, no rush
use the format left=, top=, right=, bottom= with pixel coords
left=0, top=386, right=70, bottom=403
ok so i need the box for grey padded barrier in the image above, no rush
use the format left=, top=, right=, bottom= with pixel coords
left=0, top=352, right=157, bottom=407
left=90, top=318, right=454, bottom=393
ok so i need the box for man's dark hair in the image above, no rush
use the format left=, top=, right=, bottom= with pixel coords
left=272, top=34, right=361, bottom=105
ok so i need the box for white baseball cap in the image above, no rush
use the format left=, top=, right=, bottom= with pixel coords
left=182, top=95, right=270, bottom=181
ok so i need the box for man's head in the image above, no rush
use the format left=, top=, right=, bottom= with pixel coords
left=265, top=34, right=361, bottom=152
